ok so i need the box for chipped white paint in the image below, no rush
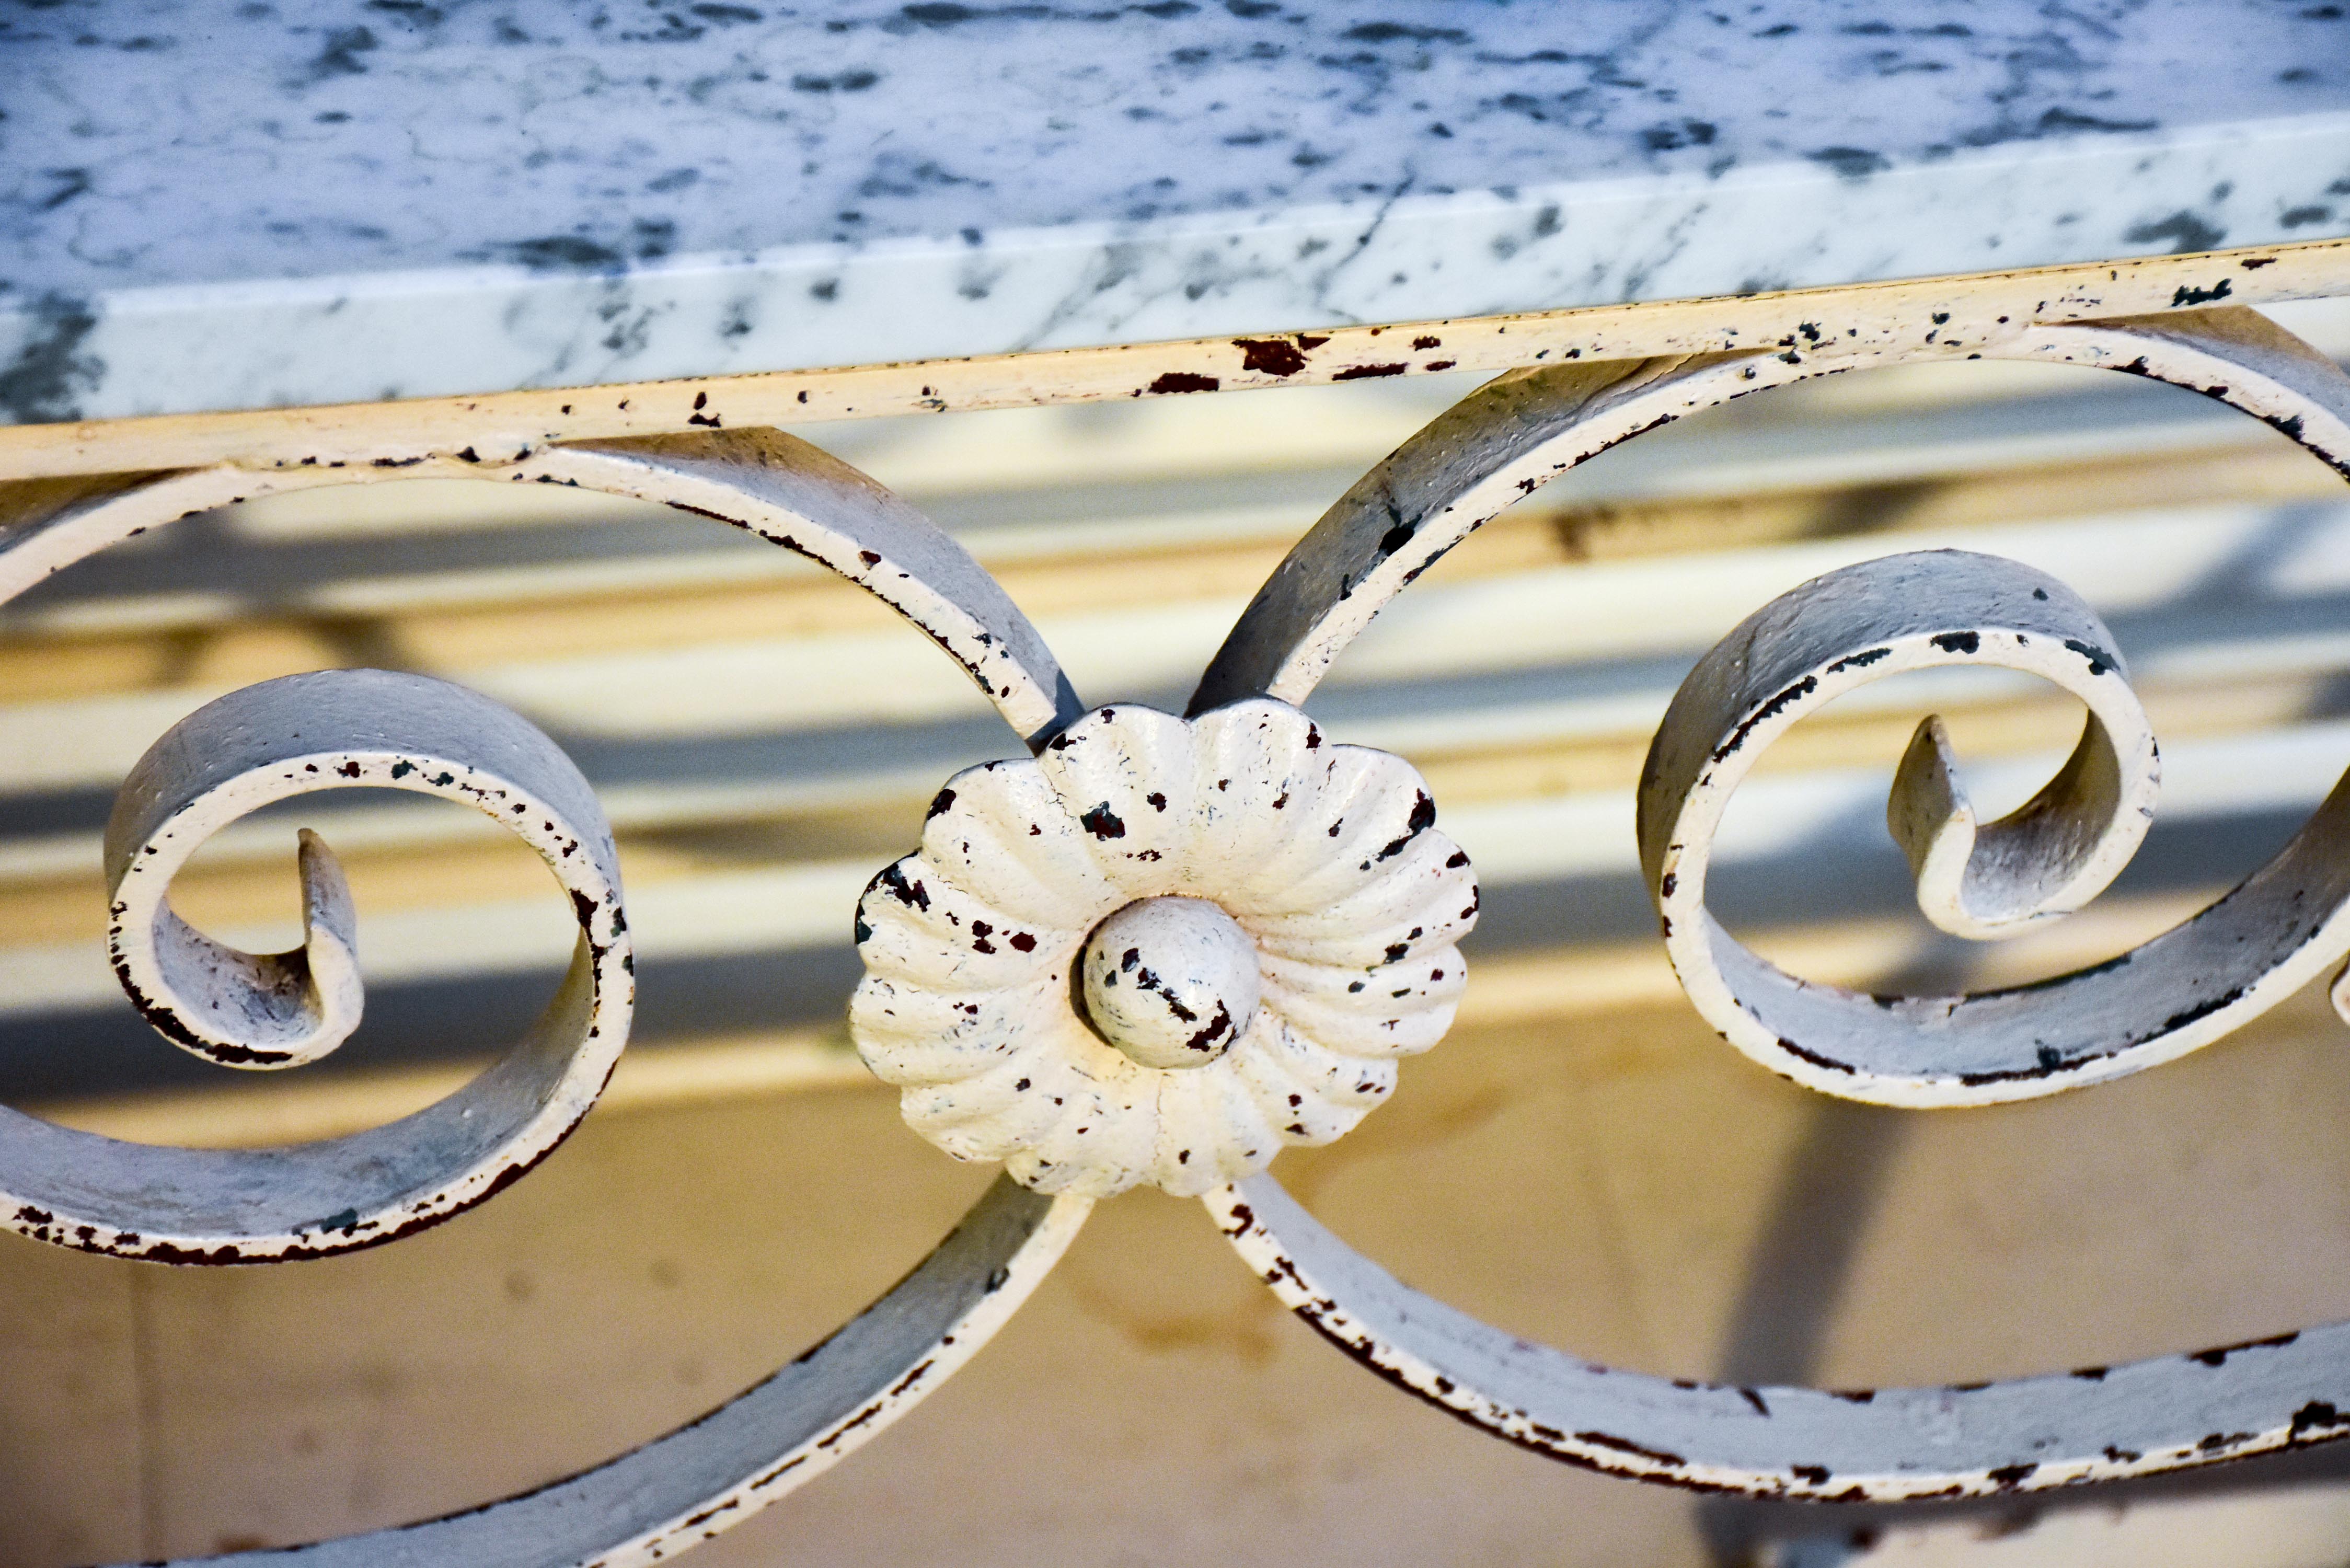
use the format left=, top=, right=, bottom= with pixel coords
left=0, top=425, right=1083, bottom=1267
left=102, top=672, right=626, bottom=1078
left=1179, top=304, right=2350, bottom=1503
left=8, top=295, right=2350, bottom=1557
left=1642, top=548, right=2194, bottom=1105
left=143, top=1179, right=1088, bottom=1568
left=7, top=245, right=2348, bottom=484
left=1888, top=703, right=2155, bottom=944
left=851, top=698, right=1477, bottom=1199
left=0, top=428, right=1108, bottom=1565
left=3, top=666, right=633, bottom=1265
left=1195, top=306, right=2350, bottom=1112
left=114, top=824, right=364, bottom=1072
left=1079, top=896, right=1262, bottom=1070
left=1190, top=307, right=2350, bottom=714
left=1206, top=1177, right=2350, bottom=1503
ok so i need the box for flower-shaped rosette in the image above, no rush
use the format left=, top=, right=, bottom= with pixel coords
left=850, top=698, right=1479, bottom=1197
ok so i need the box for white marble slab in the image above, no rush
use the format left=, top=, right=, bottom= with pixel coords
left=2, top=0, right=2347, bottom=424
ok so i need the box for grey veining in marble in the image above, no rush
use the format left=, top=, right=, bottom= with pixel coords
left=2, top=0, right=2348, bottom=424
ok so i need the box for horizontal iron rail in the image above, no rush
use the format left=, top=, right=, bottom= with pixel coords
left=0, top=241, right=2342, bottom=481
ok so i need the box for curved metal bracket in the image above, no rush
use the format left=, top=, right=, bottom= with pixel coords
left=1186, top=305, right=2350, bottom=1496
left=0, top=432, right=1097, bottom=1563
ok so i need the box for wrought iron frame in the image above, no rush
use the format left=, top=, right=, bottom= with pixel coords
left=10, top=243, right=2350, bottom=1563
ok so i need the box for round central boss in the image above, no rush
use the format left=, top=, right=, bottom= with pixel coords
left=1079, top=896, right=1261, bottom=1069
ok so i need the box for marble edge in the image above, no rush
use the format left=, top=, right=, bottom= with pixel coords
left=7, top=112, right=2350, bottom=426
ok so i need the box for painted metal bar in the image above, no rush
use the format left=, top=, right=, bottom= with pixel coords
left=0, top=242, right=2343, bottom=485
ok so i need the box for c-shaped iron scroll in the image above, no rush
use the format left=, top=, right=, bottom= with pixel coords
left=102, top=668, right=623, bottom=1080
left=1189, top=304, right=2350, bottom=1498
left=1640, top=546, right=2205, bottom=1105
left=0, top=431, right=1092, bottom=1566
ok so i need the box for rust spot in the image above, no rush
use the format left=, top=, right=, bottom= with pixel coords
left=1777, top=1036, right=1857, bottom=1075
left=1576, top=1431, right=1687, bottom=1468
left=1374, top=792, right=1436, bottom=861
left=1234, top=335, right=1326, bottom=376
left=130, top=1239, right=248, bottom=1265
left=1147, top=371, right=1220, bottom=394
left=1711, top=676, right=1818, bottom=763
left=1186, top=1001, right=1235, bottom=1053
left=817, top=1400, right=890, bottom=1449
left=2292, top=1400, right=2348, bottom=1437
left=2190, top=1330, right=2298, bottom=1367
left=751, top=1454, right=809, bottom=1489
left=2171, top=278, right=2234, bottom=307
left=877, top=863, right=931, bottom=911
left=2064, top=638, right=2115, bottom=676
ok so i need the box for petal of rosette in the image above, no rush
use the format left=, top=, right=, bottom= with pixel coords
left=1226, top=745, right=1442, bottom=916
left=853, top=974, right=1067, bottom=1088
left=1150, top=1042, right=1291, bottom=1194
left=1036, top=705, right=1201, bottom=892
left=1246, top=831, right=1478, bottom=966
left=854, top=854, right=1067, bottom=994
left=918, top=758, right=1124, bottom=929
left=1228, top=1014, right=1400, bottom=1144
left=901, top=1024, right=1095, bottom=1161
left=1186, top=698, right=1331, bottom=878
left=1258, top=948, right=1467, bottom=1057
left=1004, top=1054, right=1161, bottom=1198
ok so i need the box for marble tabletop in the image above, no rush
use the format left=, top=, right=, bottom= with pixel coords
left=3, top=0, right=2348, bottom=426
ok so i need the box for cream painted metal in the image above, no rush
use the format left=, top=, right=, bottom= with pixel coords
left=1182, top=305, right=2350, bottom=1504
left=850, top=697, right=1475, bottom=1198
left=10, top=290, right=2350, bottom=1557
left=18, top=667, right=633, bottom=1263
left=0, top=431, right=1091, bottom=1563
left=3, top=243, right=2345, bottom=483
